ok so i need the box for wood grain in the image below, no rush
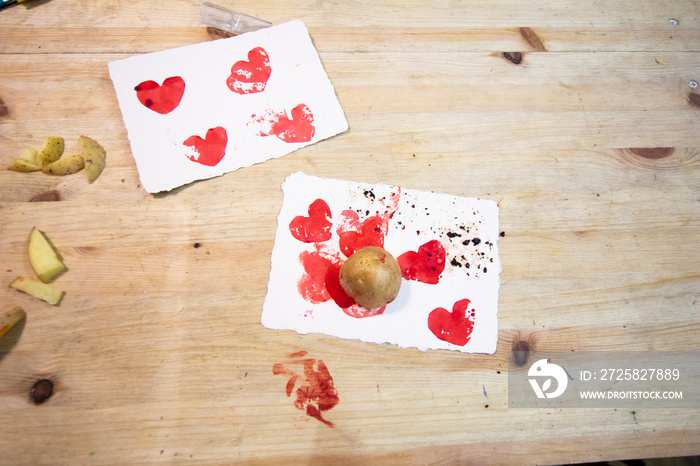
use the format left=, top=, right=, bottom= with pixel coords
left=1, top=0, right=699, bottom=464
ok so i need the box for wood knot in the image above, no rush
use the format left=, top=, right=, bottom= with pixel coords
left=628, top=147, right=674, bottom=160
left=512, top=340, right=530, bottom=366
left=0, top=97, right=9, bottom=119
left=30, top=190, right=61, bottom=202
left=30, top=379, right=54, bottom=405
left=519, top=27, right=547, bottom=52
left=74, top=246, right=97, bottom=255
left=688, top=92, right=700, bottom=109
left=511, top=332, right=537, bottom=367
left=503, top=52, right=523, bottom=65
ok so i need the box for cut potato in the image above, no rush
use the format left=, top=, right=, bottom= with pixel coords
left=7, top=148, right=40, bottom=172
left=8, top=159, right=41, bottom=172
left=42, top=153, right=85, bottom=176
left=19, top=148, right=38, bottom=164
left=9, top=277, right=64, bottom=305
left=0, top=307, right=26, bottom=340
left=79, top=135, right=106, bottom=183
left=339, top=246, right=402, bottom=309
left=35, top=136, right=65, bottom=167
left=28, top=227, right=66, bottom=283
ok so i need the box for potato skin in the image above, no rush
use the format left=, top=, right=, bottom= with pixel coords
left=339, top=246, right=402, bottom=309
left=41, top=153, right=85, bottom=176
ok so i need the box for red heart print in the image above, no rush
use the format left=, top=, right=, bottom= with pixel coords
left=428, top=298, right=475, bottom=346
left=397, top=239, right=446, bottom=284
left=183, top=126, right=228, bottom=166
left=134, top=76, right=185, bottom=114
left=336, top=210, right=388, bottom=258
left=227, top=46, right=271, bottom=95
left=289, top=199, right=333, bottom=243
left=259, top=104, right=315, bottom=143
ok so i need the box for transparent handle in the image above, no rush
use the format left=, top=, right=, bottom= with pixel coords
left=200, top=2, right=272, bottom=35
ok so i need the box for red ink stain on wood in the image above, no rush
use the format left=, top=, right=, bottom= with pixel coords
left=289, top=199, right=333, bottom=243
left=134, top=76, right=185, bottom=114
left=427, top=298, right=475, bottom=346
left=183, top=126, right=228, bottom=166
left=255, top=104, right=316, bottom=143
left=688, top=92, right=700, bottom=109
left=397, top=239, right=446, bottom=284
left=30, top=190, right=61, bottom=202
left=273, top=353, right=339, bottom=427
left=628, top=147, right=674, bottom=160
left=503, top=52, right=523, bottom=64
left=519, top=27, right=547, bottom=52
left=227, top=47, right=271, bottom=94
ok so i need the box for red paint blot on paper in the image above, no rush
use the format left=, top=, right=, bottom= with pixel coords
left=428, top=298, right=475, bottom=346
left=252, top=103, right=315, bottom=143
left=227, top=46, right=271, bottom=94
left=134, top=76, right=185, bottom=114
left=289, top=199, right=333, bottom=243
left=183, top=126, right=228, bottom=166
left=397, top=239, right=446, bottom=284
left=336, top=210, right=389, bottom=258
left=297, top=246, right=355, bottom=309
left=273, top=352, right=339, bottom=427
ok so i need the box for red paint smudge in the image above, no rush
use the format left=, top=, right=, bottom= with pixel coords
left=134, top=76, right=185, bottom=114
left=289, top=199, right=333, bottom=243
left=397, top=239, right=446, bottom=284
left=227, top=46, right=271, bottom=94
left=427, top=298, right=475, bottom=346
left=342, top=304, right=386, bottom=319
left=296, top=246, right=355, bottom=309
left=253, top=104, right=315, bottom=143
left=183, top=126, right=228, bottom=166
left=297, top=250, right=333, bottom=303
left=273, top=354, right=339, bottom=427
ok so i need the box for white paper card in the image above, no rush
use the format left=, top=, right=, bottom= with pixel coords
left=108, top=21, right=348, bottom=193
left=262, top=172, right=502, bottom=353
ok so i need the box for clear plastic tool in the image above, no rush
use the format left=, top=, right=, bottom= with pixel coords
left=200, top=2, right=271, bottom=35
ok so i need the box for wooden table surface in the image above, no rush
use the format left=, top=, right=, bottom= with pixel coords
left=1, top=0, right=699, bottom=464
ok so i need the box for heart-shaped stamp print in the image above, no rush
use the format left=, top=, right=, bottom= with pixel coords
left=134, top=76, right=185, bottom=114
left=427, top=298, right=475, bottom=346
left=252, top=104, right=316, bottom=143
left=183, top=126, right=228, bottom=166
left=336, top=211, right=388, bottom=258
left=289, top=199, right=333, bottom=243
left=227, top=46, right=272, bottom=95
left=397, top=239, right=446, bottom=284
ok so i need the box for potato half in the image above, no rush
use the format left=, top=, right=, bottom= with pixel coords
left=339, top=246, right=402, bottom=309
left=36, top=136, right=65, bottom=167
left=41, top=153, right=85, bottom=176
left=79, top=135, right=106, bottom=183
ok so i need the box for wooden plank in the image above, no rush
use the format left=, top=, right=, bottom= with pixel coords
left=1, top=0, right=699, bottom=53
left=0, top=0, right=698, bottom=464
